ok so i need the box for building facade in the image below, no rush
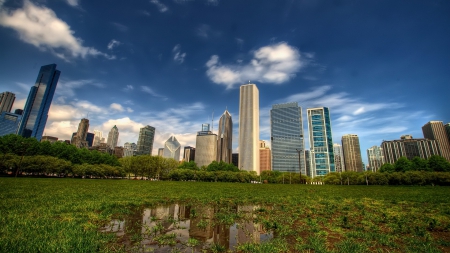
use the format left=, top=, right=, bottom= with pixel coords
left=72, top=118, right=89, bottom=148
left=239, top=83, right=260, bottom=174
left=304, top=150, right=311, bottom=177
left=163, top=136, right=181, bottom=160
left=0, top=91, right=15, bottom=113
left=445, top=123, right=450, bottom=144
left=270, top=102, right=305, bottom=173
left=0, top=112, right=22, bottom=137
left=367, top=146, right=385, bottom=172
left=381, top=136, right=440, bottom=164
left=124, top=142, right=137, bottom=157
left=18, top=64, right=60, bottom=141
left=137, top=125, right=156, bottom=155
left=183, top=146, right=195, bottom=162
left=259, top=140, right=271, bottom=172
left=307, top=107, right=335, bottom=177
left=107, top=125, right=119, bottom=148
left=93, top=130, right=103, bottom=146
left=333, top=143, right=345, bottom=173
left=195, top=124, right=217, bottom=168
left=158, top=148, right=164, bottom=157
left=341, top=134, right=363, bottom=172
left=422, top=121, right=450, bottom=161
left=217, top=109, right=233, bottom=163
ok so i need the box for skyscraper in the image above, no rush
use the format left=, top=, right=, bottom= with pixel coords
left=239, top=83, right=260, bottom=174
left=93, top=130, right=103, bottom=146
left=270, top=102, right=305, bottom=173
left=72, top=118, right=89, bottom=148
left=304, top=150, right=311, bottom=177
left=333, top=143, right=345, bottom=173
left=163, top=136, right=181, bottom=160
left=259, top=140, right=271, bottom=172
left=367, top=146, right=385, bottom=172
left=195, top=124, right=217, bottom=168
left=217, top=109, right=233, bottom=163
left=422, top=121, right=450, bottom=161
left=341, top=134, right=363, bottom=172
left=307, top=107, right=335, bottom=177
left=446, top=123, right=450, bottom=144
left=107, top=125, right=119, bottom=148
left=0, top=91, right=15, bottom=113
left=136, top=125, right=156, bottom=155
left=382, top=136, right=440, bottom=164
left=183, top=146, right=195, bottom=162
left=18, top=64, right=60, bottom=141
left=124, top=142, right=137, bottom=157
left=0, top=111, right=22, bottom=137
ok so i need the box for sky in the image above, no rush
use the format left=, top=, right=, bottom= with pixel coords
left=0, top=0, right=449, bottom=165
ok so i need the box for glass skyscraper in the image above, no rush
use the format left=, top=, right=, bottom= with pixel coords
left=0, top=112, right=22, bottom=137
left=217, top=109, right=232, bottom=163
left=270, top=102, right=305, bottom=174
left=136, top=125, right=156, bottom=155
left=307, top=107, right=335, bottom=177
left=18, top=64, right=60, bottom=141
left=163, top=136, right=181, bottom=160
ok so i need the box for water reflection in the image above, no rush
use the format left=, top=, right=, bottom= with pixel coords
left=101, top=203, right=273, bottom=252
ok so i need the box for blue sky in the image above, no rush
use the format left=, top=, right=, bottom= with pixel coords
left=1, top=0, right=449, bottom=164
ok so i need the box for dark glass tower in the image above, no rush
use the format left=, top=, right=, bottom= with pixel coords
left=18, top=64, right=60, bottom=141
left=216, top=109, right=232, bottom=163
left=136, top=125, right=156, bottom=155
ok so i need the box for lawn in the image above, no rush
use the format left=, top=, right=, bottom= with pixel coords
left=1, top=178, right=449, bottom=252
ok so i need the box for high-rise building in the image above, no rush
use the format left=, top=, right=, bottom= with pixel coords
left=72, top=118, right=89, bottom=148
left=382, top=136, right=440, bottom=164
left=259, top=140, right=271, bottom=172
left=239, top=83, right=260, bottom=174
left=270, top=102, right=305, bottom=173
left=124, top=142, right=137, bottom=157
left=0, top=112, right=22, bottom=137
left=445, top=123, right=450, bottom=145
left=163, top=136, right=181, bottom=160
left=307, top=107, right=335, bottom=177
left=305, top=150, right=311, bottom=177
left=86, top=132, right=94, bottom=147
left=137, top=125, right=156, bottom=155
left=183, top=146, right=195, bottom=162
left=217, top=109, right=233, bottom=163
left=333, top=143, right=345, bottom=172
left=17, top=64, right=60, bottom=141
left=0, top=92, right=15, bottom=113
left=422, top=121, right=450, bottom=161
left=367, top=146, right=385, bottom=172
left=341, top=134, right=363, bottom=172
left=93, top=130, right=103, bottom=146
left=195, top=125, right=217, bottom=168
left=107, top=125, right=119, bottom=148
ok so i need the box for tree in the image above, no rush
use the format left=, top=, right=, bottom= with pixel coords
left=394, top=157, right=413, bottom=172
left=428, top=155, right=450, bottom=172
left=379, top=163, right=395, bottom=173
left=411, top=156, right=429, bottom=171
left=178, top=161, right=199, bottom=170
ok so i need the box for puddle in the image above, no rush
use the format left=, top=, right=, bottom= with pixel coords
left=101, top=204, right=273, bottom=252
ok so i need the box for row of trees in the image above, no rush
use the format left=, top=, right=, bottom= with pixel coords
left=379, top=156, right=450, bottom=173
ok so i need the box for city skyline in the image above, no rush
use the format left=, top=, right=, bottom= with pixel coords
left=0, top=0, right=449, bottom=165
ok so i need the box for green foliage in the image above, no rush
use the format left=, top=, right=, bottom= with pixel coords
left=395, top=157, right=414, bottom=172
left=178, top=161, right=199, bottom=170
left=428, top=155, right=450, bottom=172
left=379, top=163, right=395, bottom=173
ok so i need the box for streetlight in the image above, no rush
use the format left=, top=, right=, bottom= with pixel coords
left=296, top=149, right=302, bottom=184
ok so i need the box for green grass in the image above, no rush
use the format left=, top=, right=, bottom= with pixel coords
left=1, top=178, right=450, bottom=252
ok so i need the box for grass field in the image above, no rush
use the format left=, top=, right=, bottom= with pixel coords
left=1, top=178, right=450, bottom=252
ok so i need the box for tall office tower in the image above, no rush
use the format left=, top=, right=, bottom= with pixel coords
left=72, top=118, right=89, bottom=148
left=382, top=136, right=440, bottom=164
left=304, top=150, right=311, bottom=177
left=333, top=143, right=345, bottom=173
left=341, top=134, right=363, bottom=172
left=217, top=109, right=233, bottom=163
left=136, top=125, right=156, bottom=155
left=367, top=146, right=385, bottom=172
left=17, top=64, right=60, bottom=141
left=163, top=136, right=181, bottom=160
left=0, top=112, right=22, bottom=137
left=307, top=107, right=335, bottom=177
left=86, top=133, right=94, bottom=147
left=158, top=148, right=164, bottom=156
left=93, top=130, right=103, bottom=146
left=0, top=92, right=15, bottom=113
left=195, top=124, right=217, bottom=168
left=107, top=125, right=119, bottom=148
left=124, top=142, right=137, bottom=157
left=259, top=140, right=271, bottom=172
left=239, top=83, right=260, bottom=174
left=270, top=102, right=305, bottom=173
left=446, top=123, right=450, bottom=144
left=183, top=146, right=195, bottom=162
left=422, top=121, right=450, bottom=161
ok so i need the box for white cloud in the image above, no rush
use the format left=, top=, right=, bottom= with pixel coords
left=56, top=79, right=105, bottom=98
left=111, top=22, right=128, bottom=32
left=141, top=86, right=167, bottom=100
left=172, top=44, right=186, bottom=64
left=150, top=0, right=168, bottom=12
left=66, top=0, right=79, bottom=7
left=0, top=1, right=114, bottom=60
left=110, top=103, right=125, bottom=112
left=123, top=85, right=134, bottom=91
left=107, top=39, right=121, bottom=50
left=206, top=42, right=305, bottom=89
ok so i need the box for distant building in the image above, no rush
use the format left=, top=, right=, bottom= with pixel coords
left=367, top=146, right=385, bottom=172
left=158, top=148, right=164, bottom=157
left=307, top=107, right=335, bottom=177
left=114, top=146, right=124, bottom=158
left=341, top=134, right=363, bottom=172
left=183, top=146, right=195, bottom=162
left=86, top=132, right=94, bottom=147
left=270, top=102, right=305, bottom=173
left=124, top=142, right=137, bottom=157
left=333, top=143, right=345, bottom=173
left=232, top=153, right=239, bottom=167
left=41, top=136, right=58, bottom=143
left=422, top=121, right=450, bottom=161
left=93, top=130, right=103, bottom=146
left=137, top=125, right=156, bottom=155
left=72, top=118, right=89, bottom=148
left=239, top=83, right=260, bottom=174
left=259, top=141, right=271, bottom=172
left=445, top=123, right=450, bottom=144
left=381, top=136, right=440, bottom=164
left=195, top=124, right=217, bottom=168
left=17, top=64, right=60, bottom=141
left=217, top=109, right=233, bottom=163
left=163, top=136, right=181, bottom=160
left=107, top=125, right=119, bottom=148
left=305, top=150, right=311, bottom=177
left=0, top=112, right=22, bottom=137
left=0, top=91, right=15, bottom=113
left=90, top=143, right=112, bottom=155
